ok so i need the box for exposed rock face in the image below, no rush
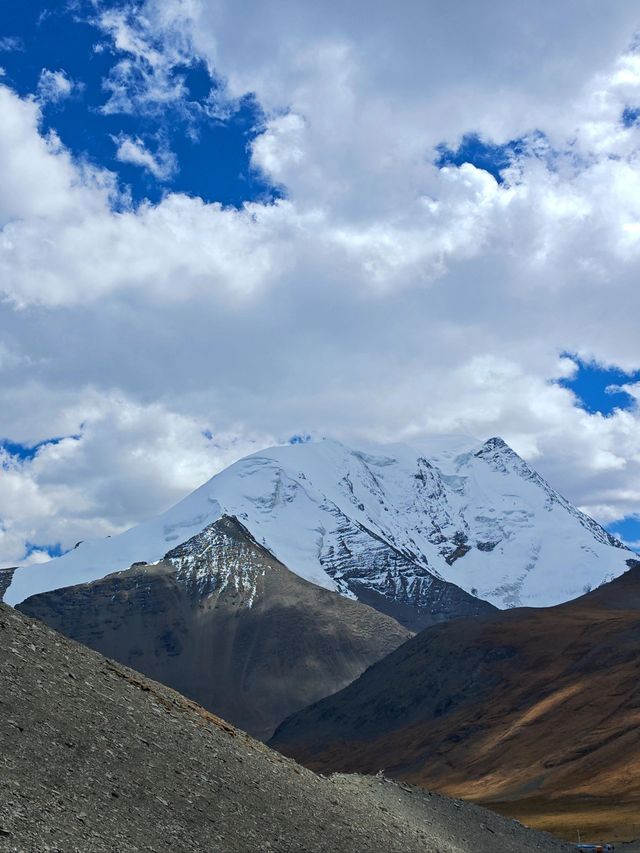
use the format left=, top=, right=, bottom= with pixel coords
left=0, top=602, right=570, bottom=853
left=0, top=567, right=16, bottom=601
left=18, top=516, right=410, bottom=739
left=270, top=562, right=640, bottom=841
left=348, top=574, right=493, bottom=632
left=291, top=496, right=496, bottom=629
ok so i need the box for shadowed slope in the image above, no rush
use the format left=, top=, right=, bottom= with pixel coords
left=0, top=603, right=569, bottom=852
left=18, top=516, right=410, bottom=739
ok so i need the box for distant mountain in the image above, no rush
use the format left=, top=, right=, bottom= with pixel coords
left=3, top=437, right=632, bottom=628
left=270, top=559, right=640, bottom=842
left=18, top=516, right=410, bottom=739
left=0, top=602, right=568, bottom=853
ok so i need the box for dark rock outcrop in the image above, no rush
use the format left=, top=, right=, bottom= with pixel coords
left=0, top=567, right=16, bottom=601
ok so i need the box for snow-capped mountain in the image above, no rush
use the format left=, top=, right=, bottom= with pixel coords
left=3, top=436, right=633, bottom=617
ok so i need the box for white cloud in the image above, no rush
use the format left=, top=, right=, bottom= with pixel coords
left=113, top=134, right=177, bottom=180
left=0, top=389, right=273, bottom=566
left=0, top=36, right=24, bottom=53
left=94, top=3, right=210, bottom=118
left=0, top=84, right=280, bottom=306
left=251, top=113, right=306, bottom=185
left=37, top=69, right=76, bottom=103
left=0, top=85, right=117, bottom=228
left=168, top=0, right=640, bottom=208
left=3, top=4, right=640, bottom=563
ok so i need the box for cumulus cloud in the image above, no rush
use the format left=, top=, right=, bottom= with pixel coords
left=0, top=390, right=273, bottom=566
left=37, top=68, right=76, bottom=103
left=113, top=133, right=177, bottom=180
left=3, top=2, right=640, bottom=563
left=0, top=84, right=280, bottom=307
left=0, top=85, right=117, bottom=229
left=173, top=0, right=640, bottom=205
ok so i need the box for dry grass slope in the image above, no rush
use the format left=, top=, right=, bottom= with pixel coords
left=271, top=563, right=640, bottom=842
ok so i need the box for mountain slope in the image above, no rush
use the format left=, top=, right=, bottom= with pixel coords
left=4, top=437, right=632, bottom=625
left=17, top=515, right=410, bottom=739
left=0, top=602, right=569, bottom=853
left=270, top=560, right=640, bottom=841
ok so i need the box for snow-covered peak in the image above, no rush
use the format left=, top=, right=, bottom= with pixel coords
left=3, top=436, right=633, bottom=612
left=165, top=515, right=271, bottom=607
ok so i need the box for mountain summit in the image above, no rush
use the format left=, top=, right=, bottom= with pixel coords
left=3, top=437, right=632, bottom=625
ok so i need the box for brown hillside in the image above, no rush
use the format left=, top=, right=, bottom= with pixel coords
left=271, top=561, right=640, bottom=841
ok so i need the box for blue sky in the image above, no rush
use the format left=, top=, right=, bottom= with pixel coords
left=0, top=435, right=79, bottom=462
left=435, top=133, right=536, bottom=184
left=0, top=0, right=277, bottom=207
left=555, top=356, right=640, bottom=548
left=609, top=516, right=640, bottom=549
left=1, top=0, right=640, bottom=567
left=558, top=355, right=640, bottom=417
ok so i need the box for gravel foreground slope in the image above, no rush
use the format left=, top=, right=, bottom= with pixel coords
left=0, top=603, right=569, bottom=853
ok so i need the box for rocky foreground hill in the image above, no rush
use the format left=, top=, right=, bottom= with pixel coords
left=0, top=602, right=569, bottom=853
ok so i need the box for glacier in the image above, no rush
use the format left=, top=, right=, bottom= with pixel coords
left=2, top=435, right=633, bottom=612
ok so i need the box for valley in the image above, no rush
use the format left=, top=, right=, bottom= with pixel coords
left=2, top=436, right=638, bottom=846
left=271, top=560, right=640, bottom=841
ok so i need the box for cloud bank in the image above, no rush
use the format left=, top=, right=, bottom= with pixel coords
left=2, top=0, right=640, bottom=564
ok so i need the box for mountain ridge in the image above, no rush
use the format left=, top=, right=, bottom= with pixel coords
left=3, top=437, right=632, bottom=625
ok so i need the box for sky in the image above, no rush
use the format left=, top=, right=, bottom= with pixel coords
left=2, top=0, right=640, bottom=565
